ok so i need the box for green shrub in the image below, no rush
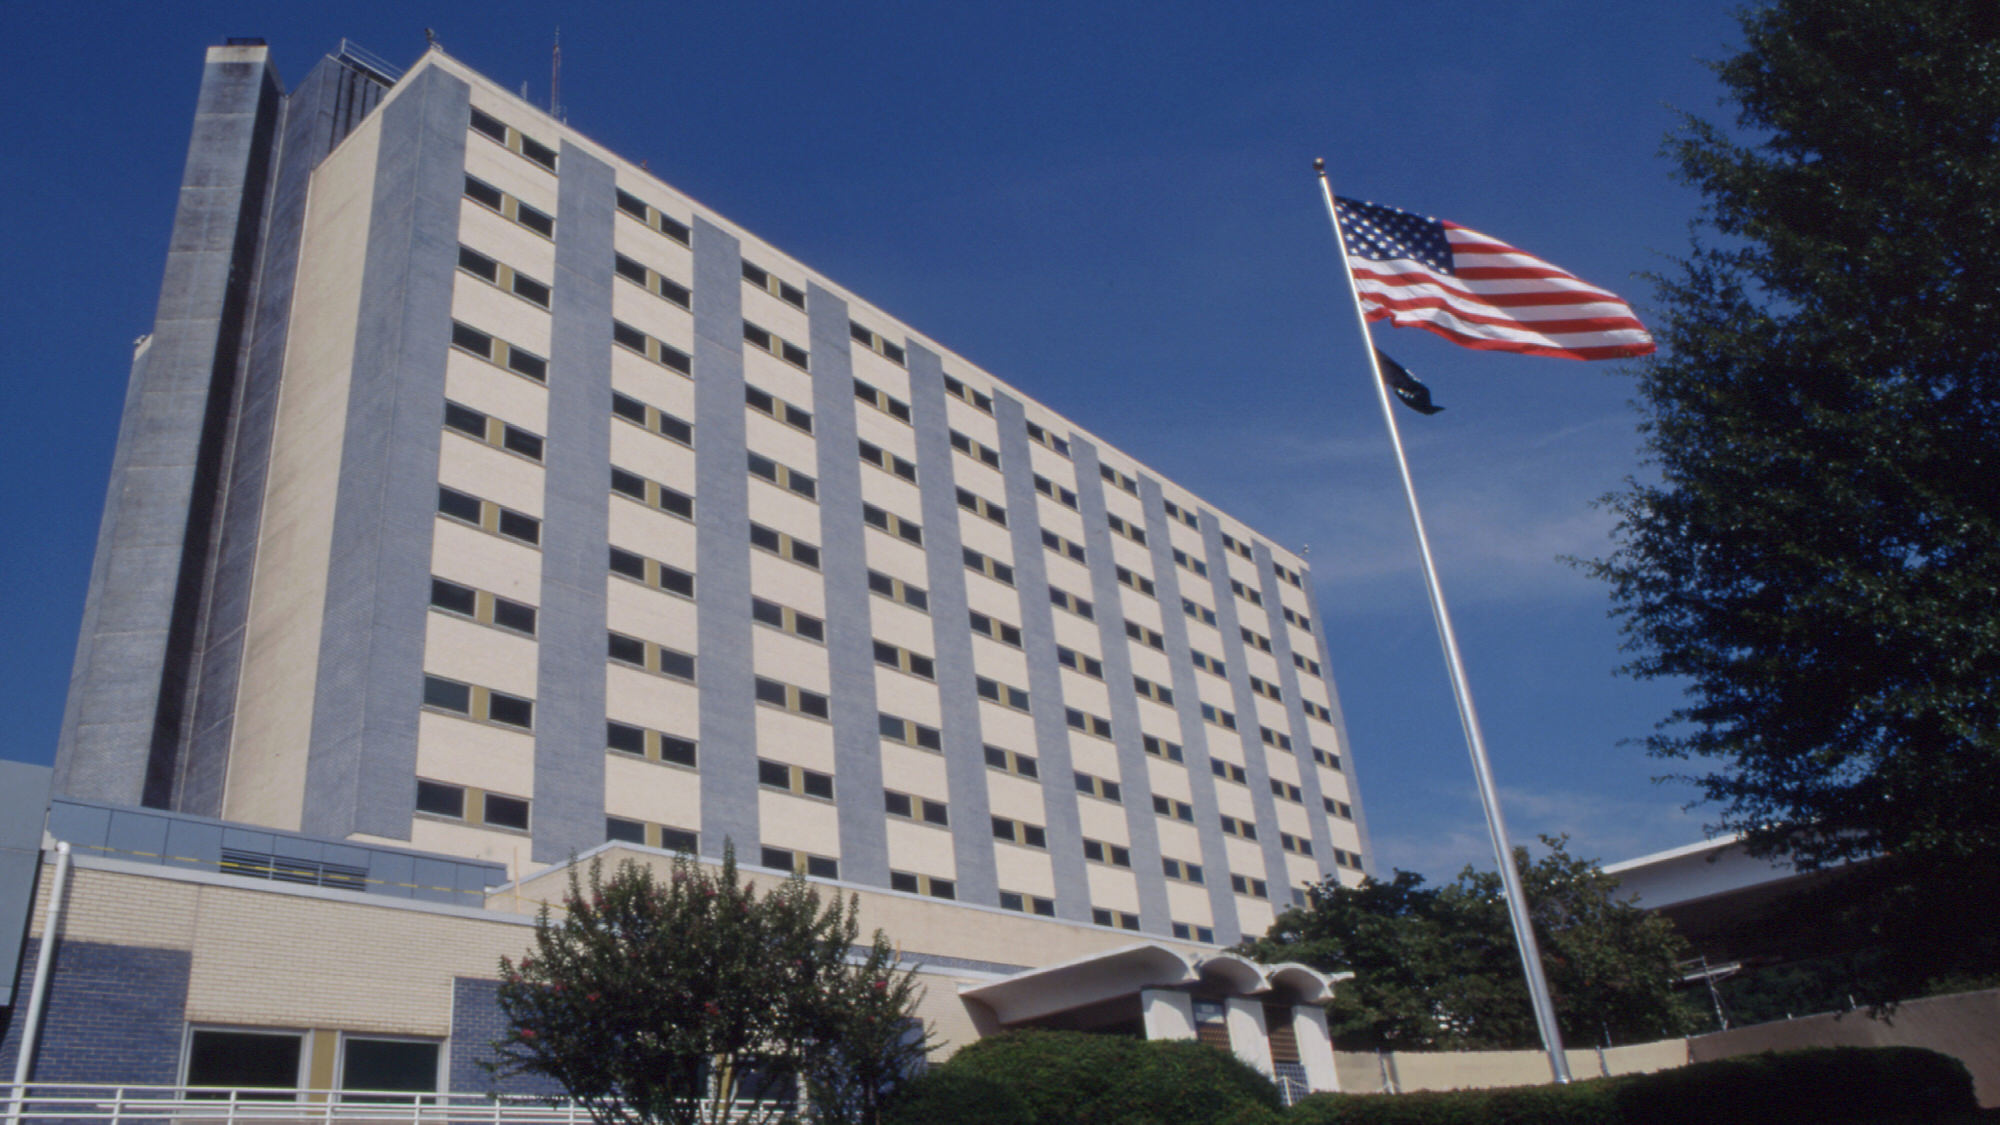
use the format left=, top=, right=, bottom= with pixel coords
left=1289, top=1083, right=1619, bottom=1125
left=884, top=1030, right=1281, bottom=1125
left=879, top=1068, right=1030, bottom=1125
left=1611, top=1046, right=1975, bottom=1125
left=1286, top=1046, right=1975, bottom=1125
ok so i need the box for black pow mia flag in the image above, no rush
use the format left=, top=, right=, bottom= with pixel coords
left=1375, top=349, right=1444, bottom=415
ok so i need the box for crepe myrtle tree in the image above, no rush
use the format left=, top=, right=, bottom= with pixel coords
left=487, top=847, right=932, bottom=1125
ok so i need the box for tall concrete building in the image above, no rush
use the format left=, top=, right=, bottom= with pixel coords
left=55, top=39, right=1369, bottom=949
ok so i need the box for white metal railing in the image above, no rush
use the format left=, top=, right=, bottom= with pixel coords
left=0, top=1085, right=591, bottom=1125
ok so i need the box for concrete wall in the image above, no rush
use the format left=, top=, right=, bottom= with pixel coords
left=57, top=44, right=283, bottom=810
left=1326, top=994, right=1997, bottom=1108
left=1691, top=989, right=2000, bottom=1108
left=1338, top=1040, right=1688, bottom=1093
left=10, top=846, right=1215, bottom=1085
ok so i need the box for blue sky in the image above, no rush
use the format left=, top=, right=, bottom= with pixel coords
left=0, top=2, right=1749, bottom=881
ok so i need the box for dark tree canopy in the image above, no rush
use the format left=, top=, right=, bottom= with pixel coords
left=1239, top=838, right=1696, bottom=1050
left=1593, top=0, right=2000, bottom=873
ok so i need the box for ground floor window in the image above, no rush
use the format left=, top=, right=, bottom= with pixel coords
left=185, top=1029, right=303, bottom=1097
left=341, top=1036, right=442, bottom=1098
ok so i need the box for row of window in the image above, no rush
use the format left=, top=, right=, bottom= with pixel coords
left=587, top=804, right=1354, bottom=905
left=425, top=710, right=1349, bottom=895
left=441, top=499, right=1342, bottom=770
left=464, top=117, right=1307, bottom=604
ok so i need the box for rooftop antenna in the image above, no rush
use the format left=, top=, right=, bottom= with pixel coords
left=551, top=27, right=563, bottom=121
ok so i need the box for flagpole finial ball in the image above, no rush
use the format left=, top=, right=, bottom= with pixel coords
left=1313, top=157, right=1326, bottom=172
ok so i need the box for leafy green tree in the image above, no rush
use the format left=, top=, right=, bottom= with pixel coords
left=487, top=849, right=931, bottom=1125
left=1240, top=837, right=1696, bottom=1049
left=1591, top=3, right=2000, bottom=874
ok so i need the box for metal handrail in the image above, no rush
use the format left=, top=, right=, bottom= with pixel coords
left=0, top=1084, right=587, bottom=1125
left=0, top=1084, right=789, bottom=1125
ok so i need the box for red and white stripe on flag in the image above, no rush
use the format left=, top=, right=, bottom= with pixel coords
left=1341, top=202, right=1655, bottom=361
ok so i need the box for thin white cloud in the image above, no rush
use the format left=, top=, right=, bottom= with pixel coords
left=1172, top=410, right=1644, bottom=608
left=1368, top=783, right=1711, bottom=881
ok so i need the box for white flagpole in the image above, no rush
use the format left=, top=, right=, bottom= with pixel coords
left=1311, top=158, right=1573, bottom=1083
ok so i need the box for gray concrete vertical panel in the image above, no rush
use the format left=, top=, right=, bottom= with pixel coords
left=0, top=761, right=53, bottom=1007
left=302, top=67, right=470, bottom=841
left=1304, top=575, right=1377, bottom=874
left=56, top=47, right=283, bottom=809
left=990, top=392, right=1092, bottom=922
left=184, top=55, right=393, bottom=818
left=1068, top=441, right=1170, bottom=935
left=905, top=345, right=999, bottom=908
left=805, top=285, right=889, bottom=887
left=1198, top=513, right=1295, bottom=900
left=1137, top=476, right=1243, bottom=944
left=1253, top=545, right=1337, bottom=880
left=690, top=218, right=757, bottom=862
left=532, top=145, right=616, bottom=863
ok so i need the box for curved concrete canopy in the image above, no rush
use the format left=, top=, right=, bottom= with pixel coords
left=1194, top=953, right=1268, bottom=994
left=960, top=942, right=1197, bottom=1025
left=1264, top=963, right=1331, bottom=1004
left=961, top=943, right=1340, bottom=1026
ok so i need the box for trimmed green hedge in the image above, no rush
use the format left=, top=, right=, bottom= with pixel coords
left=890, top=1038, right=1977, bottom=1125
left=885, top=1029, right=1283, bottom=1125
left=1286, top=1046, right=1976, bottom=1125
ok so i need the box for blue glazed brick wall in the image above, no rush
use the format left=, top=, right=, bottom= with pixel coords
left=0, top=939, right=190, bottom=1084
left=450, top=977, right=565, bottom=1097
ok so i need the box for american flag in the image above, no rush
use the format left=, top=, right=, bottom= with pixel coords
left=1335, top=197, right=1655, bottom=361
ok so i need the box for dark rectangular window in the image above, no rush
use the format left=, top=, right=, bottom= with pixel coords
left=447, top=482, right=490, bottom=522
left=429, top=577, right=476, bottom=617
left=502, top=427, right=543, bottom=460
left=519, top=135, right=557, bottom=169
left=484, top=793, right=531, bottom=830
left=497, top=510, right=540, bottom=545
left=612, top=392, right=648, bottom=424
left=660, top=735, right=697, bottom=767
left=515, top=203, right=554, bottom=237
left=491, top=599, right=536, bottom=635
left=469, top=107, right=508, bottom=142
left=186, top=1030, right=302, bottom=1095
left=464, top=175, right=503, bottom=210
left=610, top=547, right=646, bottom=579
left=341, top=1038, right=440, bottom=1096
left=486, top=692, right=533, bottom=729
left=416, top=780, right=464, bottom=818
left=609, top=633, right=646, bottom=665
left=607, top=721, right=645, bottom=755
left=458, top=244, right=500, bottom=282
left=423, top=676, right=471, bottom=713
